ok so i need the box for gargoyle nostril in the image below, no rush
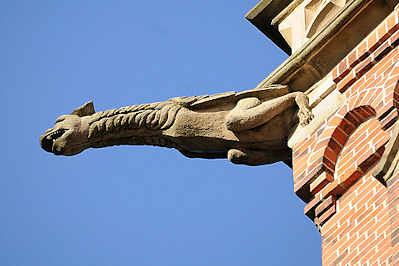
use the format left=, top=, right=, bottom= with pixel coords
left=41, top=136, right=53, bottom=152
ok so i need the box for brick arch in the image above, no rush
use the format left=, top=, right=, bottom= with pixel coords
left=306, top=105, right=377, bottom=195
left=295, top=61, right=399, bottom=202
left=335, top=117, right=387, bottom=188
left=320, top=105, right=377, bottom=174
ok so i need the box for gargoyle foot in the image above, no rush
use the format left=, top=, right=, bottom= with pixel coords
left=228, top=149, right=249, bottom=164
left=228, top=148, right=290, bottom=166
left=298, top=108, right=314, bottom=126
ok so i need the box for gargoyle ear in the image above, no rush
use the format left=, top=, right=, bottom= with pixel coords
left=71, top=101, right=95, bottom=117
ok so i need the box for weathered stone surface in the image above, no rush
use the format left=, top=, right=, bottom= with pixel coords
left=40, top=85, right=313, bottom=166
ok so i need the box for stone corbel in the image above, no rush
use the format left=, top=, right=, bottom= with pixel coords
left=305, top=0, right=347, bottom=38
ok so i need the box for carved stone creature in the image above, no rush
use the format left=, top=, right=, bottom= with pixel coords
left=40, top=85, right=313, bottom=166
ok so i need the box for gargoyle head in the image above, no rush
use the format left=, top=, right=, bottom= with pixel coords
left=40, top=101, right=95, bottom=156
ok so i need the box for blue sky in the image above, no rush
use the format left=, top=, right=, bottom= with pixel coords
left=2, top=1, right=321, bottom=265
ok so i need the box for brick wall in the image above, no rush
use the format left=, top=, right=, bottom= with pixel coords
left=292, top=9, right=399, bottom=265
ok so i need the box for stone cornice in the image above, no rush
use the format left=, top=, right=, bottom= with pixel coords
left=245, top=0, right=293, bottom=55
left=271, top=0, right=306, bottom=26
left=256, top=0, right=394, bottom=92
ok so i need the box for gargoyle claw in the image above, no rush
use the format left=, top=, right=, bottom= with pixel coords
left=298, top=109, right=314, bottom=126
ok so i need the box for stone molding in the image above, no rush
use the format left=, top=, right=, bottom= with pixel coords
left=256, top=0, right=392, bottom=92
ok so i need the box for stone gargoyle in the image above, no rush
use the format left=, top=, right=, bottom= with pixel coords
left=40, top=85, right=313, bottom=166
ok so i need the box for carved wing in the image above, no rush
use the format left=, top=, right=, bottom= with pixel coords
left=187, top=84, right=289, bottom=110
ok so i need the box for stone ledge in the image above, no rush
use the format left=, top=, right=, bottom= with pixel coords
left=255, top=0, right=393, bottom=92
left=245, top=0, right=293, bottom=55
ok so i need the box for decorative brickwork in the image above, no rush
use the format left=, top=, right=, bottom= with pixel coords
left=292, top=8, right=399, bottom=265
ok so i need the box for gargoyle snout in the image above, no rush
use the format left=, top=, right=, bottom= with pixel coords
left=40, top=128, right=67, bottom=153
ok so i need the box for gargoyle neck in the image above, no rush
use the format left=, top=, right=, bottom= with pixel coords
left=84, top=102, right=183, bottom=149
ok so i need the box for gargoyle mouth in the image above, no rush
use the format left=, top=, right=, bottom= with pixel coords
left=40, top=129, right=67, bottom=153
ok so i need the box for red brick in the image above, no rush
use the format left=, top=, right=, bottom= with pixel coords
left=354, top=56, right=375, bottom=77
left=358, top=153, right=381, bottom=173
left=387, top=12, right=399, bottom=35
left=348, top=49, right=359, bottom=67
left=365, top=65, right=388, bottom=83
left=328, top=138, right=343, bottom=156
left=340, top=169, right=363, bottom=190
left=313, top=138, right=331, bottom=152
left=336, top=146, right=354, bottom=168
left=295, top=13, right=399, bottom=266
left=377, top=104, right=396, bottom=121
left=318, top=204, right=336, bottom=226
left=365, top=117, right=381, bottom=135
left=373, top=40, right=393, bottom=62
left=390, top=29, right=399, bottom=47
left=336, top=159, right=355, bottom=178
left=338, top=58, right=351, bottom=79
left=315, top=195, right=336, bottom=217
left=307, top=159, right=325, bottom=179
left=372, top=51, right=397, bottom=78
left=328, top=115, right=343, bottom=127
left=368, top=32, right=380, bottom=53
left=338, top=71, right=357, bottom=93
left=349, top=94, right=361, bottom=111
left=382, top=85, right=397, bottom=105
left=293, top=143, right=309, bottom=159
left=389, top=62, right=399, bottom=77
left=344, top=111, right=362, bottom=127
left=310, top=171, right=334, bottom=195
left=308, top=147, right=326, bottom=166
left=338, top=104, right=350, bottom=117
left=324, top=146, right=338, bottom=164
left=322, top=179, right=345, bottom=199
left=332, top=66, right=340, bottom=83
left=380, top=108, right=399, bottom=130
left=356, top=105, right=374, bottom=120
left=293, top=170, right=306, bottom=183
left=353, top=137, right=373, bottom=157
left=304, top=192, right=323, bottom=220
left=322, top=157, right=335, bottom=173
left=358, top=41, right=369, bottom=61
left=362, top=78, right=383, bottom=95
left=377, top=22, right=389, bottom=44
left=295, top=175, right=321, bottom=203
left=360, top=91, right=375, bottom=106
left=293, top=136, right=313, bottom=152
left=352, top=93, right=367, bottom=111
left=293, top=158, right=307, bottom=175
left=338, top=117, right=357, bottom=136
left=370, top=93, right=385, bottom=111
left=382, top=75, right=399, bottom=89
left=293, top=153, right=308, bottom=171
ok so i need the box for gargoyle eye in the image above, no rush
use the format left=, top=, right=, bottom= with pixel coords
left=55, top=116, right=66, bottom=124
